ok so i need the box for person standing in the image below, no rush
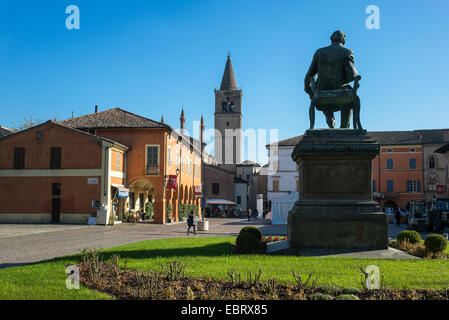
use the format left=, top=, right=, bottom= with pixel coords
left=395, top=208, right=401, bottom=225
left=247, top=208, right=252, bottom=222
left=187, top=210, right=196, bottom=235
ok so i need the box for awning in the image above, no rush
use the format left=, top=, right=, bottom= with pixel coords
left=112, top=184, right=129, bottom=197
left=206, top=199, right=236, bottom=205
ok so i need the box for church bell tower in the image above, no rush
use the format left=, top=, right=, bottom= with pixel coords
left=214, top=54, right=242, bottom=165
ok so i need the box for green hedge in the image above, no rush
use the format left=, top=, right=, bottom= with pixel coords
left=397, top=230, right=422, bottom=244
left=236, top=232, right=259, bottom=254
left=178, top=204, right=199, bottom=220
left=239, top=226, right=262, bottom=241
left=424, top=234, right=448, bottom=254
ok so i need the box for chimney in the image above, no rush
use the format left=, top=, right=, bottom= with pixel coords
left=95, top=105, right=98, bottom=113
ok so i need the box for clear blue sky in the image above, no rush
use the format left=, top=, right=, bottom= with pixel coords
left=1, top=0, right=448, bottom=164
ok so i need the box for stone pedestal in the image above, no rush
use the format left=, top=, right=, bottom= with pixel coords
left=288, top=129, right=388, bottom=250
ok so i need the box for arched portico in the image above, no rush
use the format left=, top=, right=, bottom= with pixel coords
left=128, top=179, right=159, bottom=221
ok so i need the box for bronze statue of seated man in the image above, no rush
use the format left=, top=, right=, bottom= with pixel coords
left=304, top=30, right=363, bottom=130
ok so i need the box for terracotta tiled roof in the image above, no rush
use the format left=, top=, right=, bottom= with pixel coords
left=0, top=121, right=129, bottom=150
left=266, top=135, right=303, bottom=147
left=59, top=108, right=169, bottom=130
left=0, top=126, right=15, bottom=137
left=238, top=160, right=261, bottom=167
left=267, top=129, right=449, bottom=148
left=368, top=131, right=421, bottom=145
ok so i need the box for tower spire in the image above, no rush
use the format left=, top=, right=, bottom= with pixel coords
left=161, top=114, right=165, bottom=124
left=220, top=54, right=237, bottom=90
left=180, top=108, right=185, bottom=131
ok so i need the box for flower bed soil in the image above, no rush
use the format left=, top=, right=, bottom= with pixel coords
left=78, top=261, right=449, bottom=300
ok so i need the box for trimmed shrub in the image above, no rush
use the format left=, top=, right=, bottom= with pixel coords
left=424, top=234, right=448, bottom=254
left=235, top=232, right=260, bottom=254
left=336, top=294, right=360, bottom=300
left=397, top=230, right=422, bottom=244
left=239, top=226, right=262, bottom=241
left=309, top=293, right=334, bottom=300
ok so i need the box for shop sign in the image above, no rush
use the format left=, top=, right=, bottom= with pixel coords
left=168, top=175, right=177, bottom=189
left=118, top=188, right=129, bottom=198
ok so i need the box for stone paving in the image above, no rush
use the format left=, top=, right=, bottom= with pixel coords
left=0, top=218, right=274, bottom=268
left=0, top=219, right=434, bottom=268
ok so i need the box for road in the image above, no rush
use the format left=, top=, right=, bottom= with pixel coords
left=0, top=218, right=284, bottom=269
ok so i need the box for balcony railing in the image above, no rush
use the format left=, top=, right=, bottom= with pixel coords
left=146, top=164, right=159, bottom=175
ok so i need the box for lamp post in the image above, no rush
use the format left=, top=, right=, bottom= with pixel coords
left=176, top=167, right=180, bottom=222
left=163, top=174, right=168, bottom=223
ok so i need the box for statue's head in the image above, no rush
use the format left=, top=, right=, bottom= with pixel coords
left=330, top=30, right=346, bottom=45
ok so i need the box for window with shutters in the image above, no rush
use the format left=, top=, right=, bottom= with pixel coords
left=387, top=180, right=394, bottom=193
left=167, top=147, right=171, bottom=168
left=52, top=183, right=61, bottom=196
left=407, top=180, right=421, bottom=193
left=212, top=183, right=220, bottom=195
left=272, top=176, right=280, bottom=192
left=50, top=147, right=61, bottom=169
left=116, top=152, right=120, bottom=171
left=429, top=156, right=435, bottom=169
left=409, top=158, right=417, bottom=169
left=145, top=145, right=159, bottom=175
left=386, top=159, right=393, bottom=169
left=13, top=147, right=25, bottom=169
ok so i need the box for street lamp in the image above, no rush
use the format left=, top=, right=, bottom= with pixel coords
left=176, top=168, right=180, bottom=222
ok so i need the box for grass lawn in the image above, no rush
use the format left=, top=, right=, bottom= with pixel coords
left=0, top=236, right=448, bottom=300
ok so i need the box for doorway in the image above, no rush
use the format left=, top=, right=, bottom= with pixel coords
left=52, top=198, right=60, bottom=223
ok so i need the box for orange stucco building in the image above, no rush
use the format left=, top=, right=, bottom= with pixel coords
left=0, top=108, right=203, bottom=225
left=60, top=107, right=203, bottom=224
left=371, top=144, right=424, bottom=208
left=0, top=121, right=128, bottom=224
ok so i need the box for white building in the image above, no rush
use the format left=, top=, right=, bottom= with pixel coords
left=266, top=136, right=302, bottom=206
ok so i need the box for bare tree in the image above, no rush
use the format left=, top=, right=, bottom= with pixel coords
left=12, top=116, right=42, bottom=131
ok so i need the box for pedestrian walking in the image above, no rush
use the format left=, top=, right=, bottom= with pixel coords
left=247, top=208, right=252, bottom=222
left=187, top=210, right=196, bottom=235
